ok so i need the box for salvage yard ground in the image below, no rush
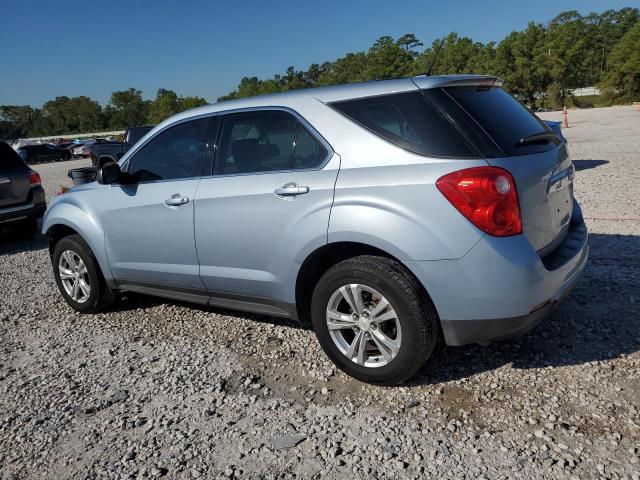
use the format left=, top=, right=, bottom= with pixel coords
left=1, top=106, right=639, bottom=479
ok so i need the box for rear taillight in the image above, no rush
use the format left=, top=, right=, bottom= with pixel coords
left=29, top=171, right=41, bottom=187
left=436, top=166, right=522, bottom=237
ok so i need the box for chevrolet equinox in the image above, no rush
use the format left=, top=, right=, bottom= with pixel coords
left=44, top=75, right=588, bottom=385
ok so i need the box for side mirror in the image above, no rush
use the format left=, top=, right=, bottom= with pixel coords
left=97, top=162, right=122, bottom=184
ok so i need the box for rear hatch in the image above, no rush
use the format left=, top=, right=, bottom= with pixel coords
left=413, top=76, right=573, bottom=255
left=0, top=143, right=32, bottom=208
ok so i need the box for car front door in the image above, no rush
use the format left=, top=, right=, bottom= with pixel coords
left=102, top=117, right=212, bottom=291
left=194, top=109, right=339, bottom=313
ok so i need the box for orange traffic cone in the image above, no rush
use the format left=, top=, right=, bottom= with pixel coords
left=562, top=106, right=569, bottom=128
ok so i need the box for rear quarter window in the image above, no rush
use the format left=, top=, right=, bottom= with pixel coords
left=330, top=91, right=478, bottom=158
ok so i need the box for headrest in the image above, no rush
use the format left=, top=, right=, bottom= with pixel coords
left=260, top=143, right=280, bottom=158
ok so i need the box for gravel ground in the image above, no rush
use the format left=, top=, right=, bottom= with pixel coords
left=1, top=106, right=639, bottom=479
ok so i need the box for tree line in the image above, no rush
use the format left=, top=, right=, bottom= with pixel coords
left=220, top=8, right=640, bottom=107
left=0, top=88, right=207, bottom=140
left=1, top=8, right=638, bottom=140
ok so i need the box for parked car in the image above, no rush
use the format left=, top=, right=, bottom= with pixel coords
left=17, top=143, right=72, bottom=164
left=76, top=139, right=109, bottom=159
left=72, top=139, right=108, bottom=158
left=43, top=75, right=588, bottom=385
left=90, top=126, right=154, bottom=166
left=0, top=142, right=46, bottom=238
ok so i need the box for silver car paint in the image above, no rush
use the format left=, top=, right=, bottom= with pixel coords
left=194, top=154, right=340, bottom=306
left=102, top=178, right=204, bottom=289
left=43, top=74, right=588, bottom=346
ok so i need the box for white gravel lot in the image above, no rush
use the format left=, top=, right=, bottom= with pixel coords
left=1, top=106, right=639, bottom=480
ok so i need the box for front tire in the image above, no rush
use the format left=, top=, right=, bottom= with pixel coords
left=311, top=255, right=438, bottom=385
left=52, top=234, right=116, bottom=313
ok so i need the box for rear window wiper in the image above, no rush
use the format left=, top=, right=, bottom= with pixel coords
left=515, top=132, right=560, bottom=147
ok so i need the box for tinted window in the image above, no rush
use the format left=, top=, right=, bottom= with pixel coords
left=215, top=111, right=296, bottom=175
left=444, top=86, right=556, bottom=156
left=293, top=124, right=327, bottom=169
left=128, top=118, right=208, bottom=182
left=1, top=142, right=26, bottom=169
left=331, top=92, right=477, bottom=158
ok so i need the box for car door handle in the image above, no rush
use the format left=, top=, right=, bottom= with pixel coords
left=274, top=182, right=310, bottom=197
left=164, top=194, right=189, bottom=207
left=0, top=178, right=11, bottom=185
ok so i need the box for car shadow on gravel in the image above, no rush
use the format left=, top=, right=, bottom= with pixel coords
left=409, top=232, right=640, bottom=387
left=573, top=159, right=609, bottom=171
left=0, top=232, right=47, bottom=256
left=101, top=233, right=639, bottom=388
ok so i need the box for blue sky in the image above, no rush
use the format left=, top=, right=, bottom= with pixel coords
left=1, top=0, right=637, bottom=107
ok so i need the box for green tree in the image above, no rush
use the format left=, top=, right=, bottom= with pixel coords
left=178, top=96, right=208, bottom=111
left=363, top=35, right=417, bottom=80
left=0, top=106, right=38, bottom=138
left=32, top=96, right=104, bottom=135
left=148, top=89, right=208, bottom=122
left=546, top=11, right=590, bottom=106
left=495, top=23, right=550, bottom=105
left=318, top=52, right=369, bottom=85
left=106, top=88, right=149, bottom=129
left=147, top=89, right=180, bottom=124
left=413, top=33, right=486, bottom=76
left=599, top=22, right=640, bottom=103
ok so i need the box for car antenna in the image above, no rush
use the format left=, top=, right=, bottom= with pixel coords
left=426, top=38, right=446, bottom=76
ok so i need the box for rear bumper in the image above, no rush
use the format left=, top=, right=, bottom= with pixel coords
left=0, top=187, right=46, bottom=224
left=0, top=201, right=46, bottom=224
left=405, top=202, right=589, bottom=346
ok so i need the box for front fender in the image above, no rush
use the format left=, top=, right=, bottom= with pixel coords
left=43, top=191, right=112, bottom=282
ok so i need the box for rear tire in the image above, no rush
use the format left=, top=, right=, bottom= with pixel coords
left=311, top=255, right=438, bottom=385
left=52, top=234, right=116, bottom=313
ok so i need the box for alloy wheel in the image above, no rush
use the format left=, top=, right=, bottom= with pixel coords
left=58, top=250, right=91, bottom=304
left=325, top=284, right=401, bottom=368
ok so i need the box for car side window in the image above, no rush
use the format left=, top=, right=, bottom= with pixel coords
left=127, top=118, right=209, bottom=182
left=293, top=124, right=327, bottom=169
left=215, top=111, right=297, bottom=175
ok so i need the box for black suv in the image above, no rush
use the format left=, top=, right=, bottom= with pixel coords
left=0, top=142, right=46, bottom=238
left=17, top=143, right=72, bottom=164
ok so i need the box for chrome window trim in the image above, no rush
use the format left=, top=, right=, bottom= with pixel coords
left=120, top=106, right=334, bottom=180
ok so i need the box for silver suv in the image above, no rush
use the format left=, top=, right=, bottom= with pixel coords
left=44, top=75, right=588, bottom=385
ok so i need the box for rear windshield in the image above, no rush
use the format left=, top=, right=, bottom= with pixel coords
left=0, top=142, right=26, bottom=169
left=331, top=87, right=559, bottom=159
left=330, top=91, right=478, bottom=158
left=443, top=86, right=556, bottom=156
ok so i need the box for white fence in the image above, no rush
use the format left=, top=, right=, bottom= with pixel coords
left=571, top=86, right=600, bottom=97
left=13, top=130, right=126, bottom=142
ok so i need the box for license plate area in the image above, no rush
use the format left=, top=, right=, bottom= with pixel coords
left=548, top=165, right=574, bottom=227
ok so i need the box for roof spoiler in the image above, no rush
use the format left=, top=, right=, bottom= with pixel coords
left=411, top=75, right=504, bottom=90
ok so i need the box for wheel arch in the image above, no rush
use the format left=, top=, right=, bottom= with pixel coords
left=47, top=223, right=79, bottom=254
left=43, top=202, right=113, bottom=283
left=295, top=241, right=438, bottom=324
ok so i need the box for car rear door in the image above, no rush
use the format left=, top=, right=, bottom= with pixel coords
left=0, top=143, right=31, bottom=208
left=102, top=117, right=212, bottom=290
left=193, top=109, right=339, bottom=311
